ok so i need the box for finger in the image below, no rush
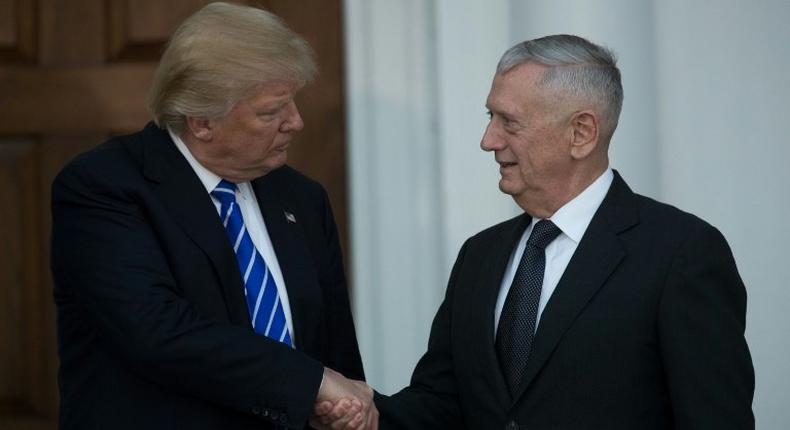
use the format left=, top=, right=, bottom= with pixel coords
left=328, top=399, right=352, bottom=421
left=351, top=397, right=367, bottom=421
left=331, top=412, right=357, bottom=430
left=314, top=400, right=334, bottom=416
left=351, top=406, right=367, bottom=430
left=328, top=399, right=359, bottom=429
left=357, top=403, right=377, bottom=430
left=319, top=400, right=346, bottom=426
left=343, top=412, right=363, bottom=430
left=370, top=405, right=380, bottom=430
left=350, top=398, right=363, bottom=413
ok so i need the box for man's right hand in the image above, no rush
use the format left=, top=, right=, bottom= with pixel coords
left=310, top=367, right=379, bottom=430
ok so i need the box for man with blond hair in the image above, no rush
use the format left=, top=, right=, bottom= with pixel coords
left=51, top=3, right=376, bottom=429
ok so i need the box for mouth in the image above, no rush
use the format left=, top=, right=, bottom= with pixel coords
left=497, top=161, right=517, bottom=176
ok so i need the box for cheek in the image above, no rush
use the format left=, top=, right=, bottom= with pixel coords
left=256, top=128, right=288, bottom=161
left=247, top=125, right=278, bottom=148
left=511, top=142, right=535, bottom=172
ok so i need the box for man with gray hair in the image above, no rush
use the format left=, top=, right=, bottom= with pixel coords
left=51, top=3, right=376, bottom=429
left=359, top=34, right=754, bottom=429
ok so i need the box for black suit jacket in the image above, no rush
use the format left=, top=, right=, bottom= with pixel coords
left=377, top=172, right=754, bottom=429
left=51, top=123, right=364, bottom=429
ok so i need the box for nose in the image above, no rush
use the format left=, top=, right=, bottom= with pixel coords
left=480, top=122, right=502, bottom=152
left=280, top=101, right=304, bottom=132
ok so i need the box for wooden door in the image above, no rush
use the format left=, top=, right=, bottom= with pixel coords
left=0, top=1, right=347, bottom=428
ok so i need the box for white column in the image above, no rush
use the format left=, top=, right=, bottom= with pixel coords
left=344, top=0, right=444, bottom=394
left=435, top=0, right=517, bottom=270
left=344, top=0, right=513, bottom=394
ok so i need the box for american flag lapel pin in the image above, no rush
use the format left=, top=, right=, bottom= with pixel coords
left=284, top=210, right=297, bottom=224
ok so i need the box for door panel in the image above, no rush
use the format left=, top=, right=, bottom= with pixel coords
left=0, top=0, right=35, bottom=63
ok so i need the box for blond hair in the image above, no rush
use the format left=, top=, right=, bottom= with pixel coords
left=148, top=2, right=317, bottom=133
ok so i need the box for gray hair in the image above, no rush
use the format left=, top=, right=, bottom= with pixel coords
left=148, top=2, right=317, bottom=134
left=497, top=34, right=623, bottom=141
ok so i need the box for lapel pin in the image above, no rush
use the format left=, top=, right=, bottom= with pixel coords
left=284, top=210, right=297, bottom=224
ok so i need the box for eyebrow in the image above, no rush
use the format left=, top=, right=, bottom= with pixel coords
left=255, top=99, right=289, bottom=111
left=487, top=107, right=513, bottom=119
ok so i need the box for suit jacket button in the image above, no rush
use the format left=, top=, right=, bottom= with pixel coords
left=505, top=421, right=519, bottom=430
left=251, top=406, right=261, bottom=415
left=262, top=409, right=269, bottom=417
left=279, top=414, right=288, bottom=424
left=271, top=411, right=279, bottom=420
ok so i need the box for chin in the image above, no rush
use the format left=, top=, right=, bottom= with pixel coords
left=272, top=158, right=288, bottom=169
left=270, top=152, right=288, bottom=166
left=498, top=179, right=522, bottom=197
left=260, top=155, right=287, bottom=171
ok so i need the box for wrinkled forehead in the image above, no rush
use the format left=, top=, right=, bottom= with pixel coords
left=487, top=64, right=551, bottom=109
left=234, top=80, right=301, bottom=105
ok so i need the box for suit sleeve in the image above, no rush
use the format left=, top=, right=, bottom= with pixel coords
left=658, top=223, right=755, bottom=429
left=375, top=241, right=469, bottom=429
left=51, top=162, right=323, bottom=429
left=316, top=186, right=365, bottom=381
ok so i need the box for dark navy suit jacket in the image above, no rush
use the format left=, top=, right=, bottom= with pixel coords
left=51, top=123, right=364, bottom=429
left=377, top=172, right=754, bottom=430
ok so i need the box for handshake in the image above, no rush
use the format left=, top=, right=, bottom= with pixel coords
left=310, top=367, right=379, bottom=430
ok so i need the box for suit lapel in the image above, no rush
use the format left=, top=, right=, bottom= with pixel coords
left=141, top=124, right=250, bottom=326
left=251, top=175, right=321, bottom=355
left=513, top=172, right=639, bottom=402
left=472, top=214, right=531, bottom=407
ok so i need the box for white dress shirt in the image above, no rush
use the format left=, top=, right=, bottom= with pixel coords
left=169, top=129, right=296, bottom=344
left=494, top=169, right=614, bottom=335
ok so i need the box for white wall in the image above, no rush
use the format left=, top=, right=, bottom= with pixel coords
left=345, top=0, right=790, bottom=426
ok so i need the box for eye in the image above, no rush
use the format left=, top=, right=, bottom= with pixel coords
left=257, top=109, right=279, bottom=117
left=257, top=102, right=289, bottom=118
left=485, top=110, right=493, bottom=120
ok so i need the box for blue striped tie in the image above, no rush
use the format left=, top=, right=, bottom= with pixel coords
left=212, top=180, right=293, bottom=347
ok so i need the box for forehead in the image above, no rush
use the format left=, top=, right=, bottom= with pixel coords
left=245, top=80, right=300, bottom=105
left=486, top=63, right=548, bottom=112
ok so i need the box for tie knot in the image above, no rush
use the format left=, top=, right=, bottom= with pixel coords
left=527, top=220, right=562, bottom=249
left=211, top=179, right=238, bottom=205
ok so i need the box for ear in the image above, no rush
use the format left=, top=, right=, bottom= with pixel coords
left=568, top=110, right=599, bottom=160
left=184, top=116, right=214, bottom=142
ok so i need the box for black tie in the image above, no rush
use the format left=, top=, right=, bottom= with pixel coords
left=496, top=219, right=562, bottom=396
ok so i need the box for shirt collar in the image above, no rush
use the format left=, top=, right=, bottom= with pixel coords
left=543, top=168, right=614, bottom=243
left=168, top=127, right=224, bottom=193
